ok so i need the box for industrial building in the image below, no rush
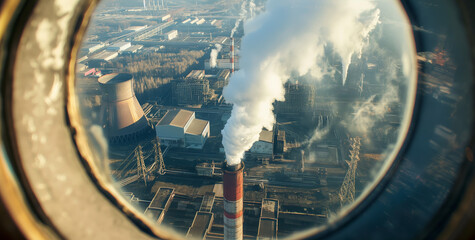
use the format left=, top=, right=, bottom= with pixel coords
left=249, top=129, right=274, bottom=157
left=204, top=58, right=240, bottom=70
left=144, top=188, right=175, bottom=224
left=155, top=109, right=210, bottom=149
left=208, top=69, right=230, bottom=90
left=172, top=70, right=211, bottom=106
left=107, top=41, right=132, bottom=52
left=122, top=45, right=143, bottom=54
left=98, top=73, right=152, bottom=144
left=81, top=42, right=105, bottom=54
left=257, top=199, right=279, bottom=240
left=161, top=30, right=178, bottom=40
left=275, top=81, right=316, bottom=115
left=89, top=50, right=118, bottom=61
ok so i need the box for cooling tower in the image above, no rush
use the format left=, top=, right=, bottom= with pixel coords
left=98, top=73, right=151, bottom=144
left=223, top=162, right=244, bottom=240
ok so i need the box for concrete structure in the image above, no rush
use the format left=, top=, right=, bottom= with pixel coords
left=257, top=199, right=279, bottom=240
left=144, top=188, right=175, bottom=224
left=250, top=130, right=274, bottom=156
left=275, top=81, right=316, bottom=114
left=162, top=30, right=178, bottom=40
left=199, top=192, right=216, bottom=212
left=204, top=58, right=240, bottom=70
left=196, top=162, right=215, bottom=176
left=160, top=14, right=171, bottom=22
left=172, top=72, right=211, bottom=105
left=155, top=109, right=210, bottom=149
left=98, top=73, right=152, bottom=144
left=274, top=129, right=286, bottom=155
left=223, top=163, right=244, bottom=240
left=186, top=212, right=214, bottom=239
left=126, top=25, right=147, bottom=32
left=122, top=45, right=143, bottom=54
left=90, top=50, right=118, bottom=61
left=107, top=41, right=132, bottom=52
left=213, top=69, right=230, bottom=90
left=186, top=70, right=205, bottom=79
left=81, top=42, right=105, bottom=54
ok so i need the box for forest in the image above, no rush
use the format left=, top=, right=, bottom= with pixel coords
left=105, top=50, right=205, bottom=102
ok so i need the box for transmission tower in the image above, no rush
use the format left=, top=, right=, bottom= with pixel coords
left=154, top=139, right=166, bottom=175
left=135, top=145, right=147, bottom=186
left=339, top=137, right=361, bottom=206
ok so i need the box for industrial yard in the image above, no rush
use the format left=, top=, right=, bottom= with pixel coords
left=74, top=0, right=415, bottom=239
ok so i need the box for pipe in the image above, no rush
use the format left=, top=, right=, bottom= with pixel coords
left=223, top=162, right=244, bottom=240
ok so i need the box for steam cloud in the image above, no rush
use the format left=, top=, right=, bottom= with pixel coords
left=230, top=1, right=248, bottom=37
left=222, top=0, right=381, bottom=166
left=210, top=44, right=222, bottom=68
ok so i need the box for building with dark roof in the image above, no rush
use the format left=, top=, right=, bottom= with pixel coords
left=155, top=109, right=210, bottom=149
left=144, top=188, right=175, bottom=224
left=257, top=199, right=279, bottom=240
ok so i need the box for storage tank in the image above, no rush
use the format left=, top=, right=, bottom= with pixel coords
left=98, top=73, right=151, bottom=144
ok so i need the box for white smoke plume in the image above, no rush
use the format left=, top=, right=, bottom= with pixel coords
left=210, top=44, right=222, bottom=68
left=348, top=80, right=399, bottom=136
left=249, top=0, right=256, bottom=19
left=222, top=0, right=381, bottom=166
left=306, top=116, right=331, bottom=146
left=231, top=1, right=248, bottom=37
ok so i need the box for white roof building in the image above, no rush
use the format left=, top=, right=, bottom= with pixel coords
left=156, top=109, right=210, bottom=149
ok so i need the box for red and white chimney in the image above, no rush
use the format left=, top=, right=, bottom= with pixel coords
left=223, top=162, right=243, bottom=240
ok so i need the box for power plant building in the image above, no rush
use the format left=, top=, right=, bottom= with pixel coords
left=275, top=81, right=316, bottom=114
left=250, top=130, right=274, bottom=156
left=155, top=109, right=210, bottom=149
left=98, top=73, right=152, bottom=144
left=172, top=70, right=211, bottom=106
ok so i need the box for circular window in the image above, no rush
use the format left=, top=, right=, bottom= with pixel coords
left=1, top=0, right=474, bottom=239
left=74, top=0, right=416, bottom=239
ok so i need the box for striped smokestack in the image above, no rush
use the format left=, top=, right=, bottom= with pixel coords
left=230, top=37, right=235, bottom=74
left=223, top=162, right=244, bottom=240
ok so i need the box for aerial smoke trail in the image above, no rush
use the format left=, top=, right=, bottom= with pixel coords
left=221, top=0, right=380, bottom=166
left=230, top=1, right=248, bottom=37
left=210, top=44, right=222, bottom=68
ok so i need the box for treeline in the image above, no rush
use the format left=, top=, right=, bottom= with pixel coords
left=105, top=50, right=205, bottom=101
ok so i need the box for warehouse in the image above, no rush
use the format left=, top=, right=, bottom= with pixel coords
left=249, top=129, right=274, bottom=156
left=155, top=109, right=210, bottom=149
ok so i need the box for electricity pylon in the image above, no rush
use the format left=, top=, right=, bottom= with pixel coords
left=154, top=138, right=166, bottom=175
left=339, top=137, right=361, bottom=206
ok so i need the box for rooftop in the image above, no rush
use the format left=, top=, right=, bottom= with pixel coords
left=90, top=50, right=117, bottom=60
left=98, top=73, right=132, bottom=84
left=108, top=41, right=131, bottom=48
left=185, top=119, right=209, bottom=135
left=199, top=192, right=215, bottom=212
left=186, top=70, right=205, bottom=80
left=186, top=212, right=214, bottom=239
left=259, top=129, right=274, bottom=143
left=257, top=218, right=278, bottom=240
left=157, top=109, right=194, bottom=128
left=261, top=198, right=279, bottom=219
left=148, top=187, right=174, bottom=210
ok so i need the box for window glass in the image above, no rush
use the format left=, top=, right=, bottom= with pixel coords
left=75, top=0, right=416, bottom=238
